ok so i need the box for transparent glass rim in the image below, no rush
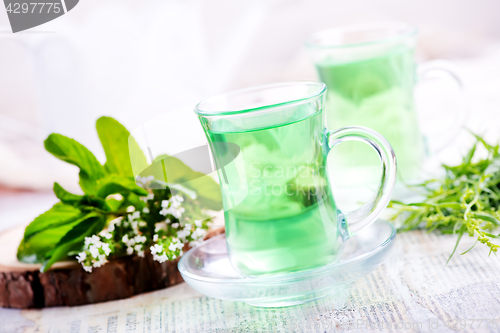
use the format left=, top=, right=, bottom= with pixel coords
left=194, top=81, right=326, bottom=117
left=305, top=22, right=418, bottom=50
left=178, top=220, right=396, bottom=284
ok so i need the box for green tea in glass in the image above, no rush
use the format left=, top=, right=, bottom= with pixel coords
left=306, top=22, right=465, bottom=185
left=195, top=82, right=396, bottom=276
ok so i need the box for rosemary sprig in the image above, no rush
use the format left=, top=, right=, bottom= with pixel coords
left=390, top=134, right=500, bottom=262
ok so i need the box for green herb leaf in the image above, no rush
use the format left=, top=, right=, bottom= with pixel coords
left=391, top=133, right=500, bottom=261
left=22, top=203, right=83, bottom=240
left=105, top=198, right=122, bottom=212
left=96, top=116, right=148, bottom=179
left=139, top=154, right=222, bottom=210
left=45, top=134, right=105, bottom=194
left=96, top=174, right=148, bottom=198
left=447, top=224, right=466, bottom=264
left=18, top=209, right=93, bottom=264
left=18, top=220, right=85, bottom=264
left=41, top=214, right=105, bottom=272
left=53, top=183, right=84, bottom=204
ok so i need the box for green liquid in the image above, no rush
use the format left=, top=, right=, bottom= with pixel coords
left=207, top=111, right=341, bottom=276
left=316, top=46, right=424, bottom=183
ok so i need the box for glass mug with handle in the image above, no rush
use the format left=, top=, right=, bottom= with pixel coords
left=195, top=82, right=397, bottom=276
left=306, top=22, right=466, bottom=186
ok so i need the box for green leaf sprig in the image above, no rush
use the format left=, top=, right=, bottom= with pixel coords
left=17, top=116, right=222, bottom=272
left=390, top=134, right=500, bottom=262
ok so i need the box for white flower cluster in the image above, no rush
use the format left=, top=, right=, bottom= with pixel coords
left=75, top=190, right=211, bottom=272
left=150, top=238, right=184, bottom=263
left=120, top=210, right=147, bottom=257
left=159, top=195, right=185, bottom=218
left=176, top=219, right=207, bottom=247
left=136, top=175, right=154, bottom=188
left=122, top=234, right=147, bottom=257
left=76, top=235, right=112, bottom=273
left=141, top=193, right=154, bottom=204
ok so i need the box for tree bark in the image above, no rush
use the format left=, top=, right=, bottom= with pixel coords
left=0, top=226, right=224, bottom=308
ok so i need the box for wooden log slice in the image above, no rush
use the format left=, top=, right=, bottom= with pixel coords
left=0, top=226, right=225, bottom=309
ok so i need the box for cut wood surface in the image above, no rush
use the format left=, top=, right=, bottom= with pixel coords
left=0, top=225, right=225, bottom=309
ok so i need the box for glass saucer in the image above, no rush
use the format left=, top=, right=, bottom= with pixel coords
left=178, top=219, right=396, bottom=307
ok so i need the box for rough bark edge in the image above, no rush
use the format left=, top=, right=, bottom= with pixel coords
left=0, top=227, right=224, bottom=308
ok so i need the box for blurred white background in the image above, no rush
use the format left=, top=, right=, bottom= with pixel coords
left=1, top=0, right=500, bottom=194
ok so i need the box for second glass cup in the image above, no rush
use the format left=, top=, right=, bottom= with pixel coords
left=306, top=22, right=465, bottom=186
left=195, top=82, right=396, bottom=276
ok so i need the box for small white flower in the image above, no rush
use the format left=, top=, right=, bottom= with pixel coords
left=83, top=265, right=93, bottom=273
left=128, top=211, right=140, bottom=221
left=136, top=175, right=155, bottom=188
left=192, top=228, right=207, bottom=240
left=153, top=234, right=159, bottom=242
left=142, top=207, right=150, bottom=214
left=134, top=244, right=143, bottom=252
left=84, top=237, right=92, bottom=247
left=76, top=252, right=86, bottom=263
left=159, top=208, right=168, bottom=216
left=189, top=240, right=203, bottom=247
left=126, top=206, right=135, bottom=212
left=177, top=229, right=190, bottom=241
left=173, top=207, right=185, bottom=218
left=126, top=247, right=134, bottom=255
left=155, top=223, right=167, bottom=232
left=101, top=243, right=111, bottom=256
left=161, top=200, right=170, bottom=208
left=150, top=244, right=163, bottom=254
left=134, top=235, right=147, bottom=244
left=141, top=193, right=155, bottom=202
left=101, top=232, right=112, bottom=240
left=176, top=231, right=187, bottom=241
left=168, top=238, right=184, bottom=252
left=172, top=195, right=184, bottom=203
left=171, top=223, right=179, bottom=229
left=89, top=245, right=99, bottom=258
left=156, top=254, right=168, bottom=263
left=194, top=220, right=202, bottom=228
left=137, top=251, right=145, bottom=257
left=122, top=235, right=129, bottom=244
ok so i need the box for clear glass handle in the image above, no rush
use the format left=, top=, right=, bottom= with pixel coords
left=325, top=126, right=397, bottom=237
left=417, top=60, right=468, bottom=153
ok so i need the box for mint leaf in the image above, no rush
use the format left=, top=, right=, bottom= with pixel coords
left=53, top=182, right=84, bottom=204
left=23, top=203, right=83, bottom=240
left=140, top=154, right=222, bottom=210
left=45, top=134, right=105, bottom=194
left=96, top=116, right=148, bottom=179
left=17, top=209, right=93, bottom=264
left=105, top=198, right=122, bottom=212
left=54, top=182, right=108, bottom=212
left=41, top=214, right=105, bottom=272
left=17, top=218, right=86, bottom=264
left=96, top=174, right=148, bottom=198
